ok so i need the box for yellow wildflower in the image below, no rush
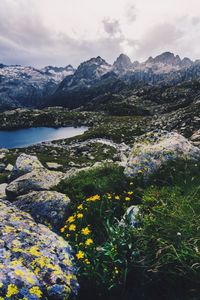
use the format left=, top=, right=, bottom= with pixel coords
left=114, top=267, right=119, bottom=274
left=85, top=238, right=93, bottom=246
left=76, top=250, right=85, bottom=260
left=107, top=193, right=112, bottom=200
left=81, top=227, right=91, bottom=235
left=125, top=197, right=131, bottom=201
left=6, top=284, right=19, bottom=297
left=87, top=194, right=100, bottom=202
left=115, top=195, right=120, bottom=200
left=127, top=191, right=133, bottom=195
left=69, top=224, right=76, bottom=231
left=84, top=259, right=91, bottom=265
left=77, top=213, right=83, bottom=219
left=29, top=286, right=43, bottom=298
left=60, top=226, right=66, bottom=233
left=67, top=216, right=75, bottom=223
left=77, top=204, right=84, bottom=210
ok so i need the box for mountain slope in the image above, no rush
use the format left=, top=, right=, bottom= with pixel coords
left=1, top=52, right=200, bottom=111
left=0, top=64, right=75, bottom=111
left=46, top=52, right=200, bottom=109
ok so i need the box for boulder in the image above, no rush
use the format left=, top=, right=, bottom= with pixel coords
left=125, top=131, right=200, bottom=179
left=15, top=191, right=70, bottom=230
left=46, top=162, right=63, bottom=170
left=0, top=199, right=79, bottom=299
left=5, top=163, right=13, bottom=172
left=0, top=153, right=5, bottom=160
left=6, top=169, right=65, bottom=199
left=0, top=183, right=7, bottom=199
left=11, top=153, right=43, bottom=179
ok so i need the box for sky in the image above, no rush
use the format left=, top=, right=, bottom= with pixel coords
left=0, top=0, right=200, bottom=68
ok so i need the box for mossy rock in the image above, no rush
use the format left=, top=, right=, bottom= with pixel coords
left=0, top=200, right=79, bottom=299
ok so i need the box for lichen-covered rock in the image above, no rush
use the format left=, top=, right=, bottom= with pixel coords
left=6, top=169, right=65, bottom=199
left=125, top=131, right=200, bottom=179
left=11, top=153, right=43, bottom=179
left=0, top=199, right=79, bottom=299
left=15, top=191, right=70, bottom=230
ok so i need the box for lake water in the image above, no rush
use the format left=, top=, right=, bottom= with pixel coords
left=0, top=126, right=88, bottom=149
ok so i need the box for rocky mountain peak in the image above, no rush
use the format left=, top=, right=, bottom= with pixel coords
left=113, top=53, right=132, bottom=70
left=146, top=52, right=181, bottom=65
left=74, top=56, right=111, bottom=80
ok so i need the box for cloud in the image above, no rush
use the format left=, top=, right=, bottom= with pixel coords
left=102, top=19, right=122, bottom=37
left=133, top=23, right=184, bottom=60
left=125, top=4, right=137, bottom=23
left=0, top=1, right=127, bottom=67
left=0, top=0, right=200, bottom=67
left=129, top=15, right=200, bottom=61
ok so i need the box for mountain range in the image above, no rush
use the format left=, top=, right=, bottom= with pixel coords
left=1, top=51, right=200, bottom=111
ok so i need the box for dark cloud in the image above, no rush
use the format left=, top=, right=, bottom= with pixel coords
left=102, top=19, right=122, bottom=36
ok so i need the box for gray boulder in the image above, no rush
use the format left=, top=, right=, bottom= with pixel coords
left=0, top=183, right=7, bottom=199
left=11, top=153, right=43, bottom=179
left=6, top=168, right=65, bottom=199
left=15, top=191, right=70, bottom=230
left=0, top=199, right=79, bottom=299
left=125, top=131, right=200, bottom=179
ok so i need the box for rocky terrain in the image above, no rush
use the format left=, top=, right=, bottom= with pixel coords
left=0, top=51, right=200, bottom=300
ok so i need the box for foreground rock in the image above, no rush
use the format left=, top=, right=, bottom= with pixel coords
left=11, top=153, right=43, bottom=179
left=125, top=131, right=200, bottom=179
left=6, top=168, right=65, bottom=199
left=15, top=191, right=70, bottom=230
left=0, top=200, right=79, bottom=299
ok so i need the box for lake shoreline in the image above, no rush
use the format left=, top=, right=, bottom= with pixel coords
left=0, top=126, right=88, bottom=149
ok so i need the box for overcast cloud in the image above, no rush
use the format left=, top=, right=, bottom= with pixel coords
left=0, top=0, right=200, bottom=68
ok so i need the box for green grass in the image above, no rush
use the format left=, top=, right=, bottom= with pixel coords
left=56, top=164, right=129, bottom=202
left=57, top=159, right=200, bottom=300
